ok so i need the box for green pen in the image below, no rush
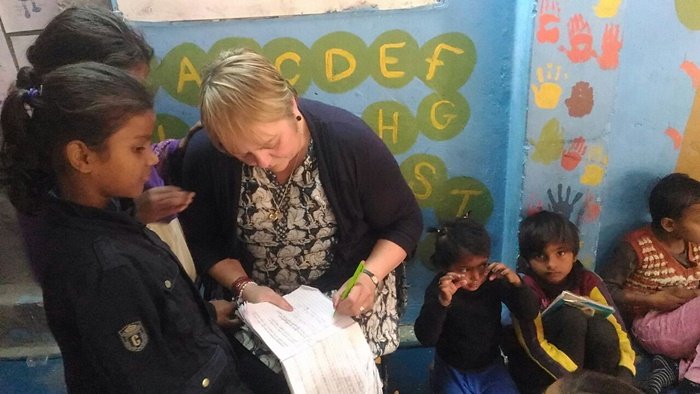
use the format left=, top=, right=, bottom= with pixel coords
left=340, top=260, right=365, bottom=300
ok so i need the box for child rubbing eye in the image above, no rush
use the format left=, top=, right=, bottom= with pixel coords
left=414, top=216, right=539, bottom=394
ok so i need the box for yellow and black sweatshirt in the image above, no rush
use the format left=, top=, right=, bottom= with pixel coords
left=512, top=261, right=636, bottom=378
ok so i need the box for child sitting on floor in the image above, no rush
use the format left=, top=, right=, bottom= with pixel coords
left=510, top=211, right=635, bottom=394
left=414, top=216, right=539, bottom=394
left=599, top=173, right=700, bottom=394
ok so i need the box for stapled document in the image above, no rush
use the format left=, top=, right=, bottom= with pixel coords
left=238, top=285, right=382, bottom=394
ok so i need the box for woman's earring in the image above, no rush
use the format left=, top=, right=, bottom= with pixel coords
left=296, top=115, right=302, bottom=121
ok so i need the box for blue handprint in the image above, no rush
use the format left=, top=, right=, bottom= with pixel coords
left=547, top=184, right=583, bottom=220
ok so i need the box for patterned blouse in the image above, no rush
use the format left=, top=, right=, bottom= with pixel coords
left=234, top=140, right=400, bottom=371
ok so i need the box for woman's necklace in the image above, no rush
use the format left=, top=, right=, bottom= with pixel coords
left=268, top=126, right=308, bottom=222
left=268, top=179, right=293, bottom=221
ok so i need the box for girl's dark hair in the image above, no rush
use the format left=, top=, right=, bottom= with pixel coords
left=518, top=210, right=580, bottom=261
left=649, top=173, right=700, bottom=230
left=429, top=217, right=491, bottom=270
left=18, top=6, right=153, bottom=89
left=0, top=62, right=154, bottom=214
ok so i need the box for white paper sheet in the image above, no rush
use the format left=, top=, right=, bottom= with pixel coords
left=238, top=286, right=382, bottom=394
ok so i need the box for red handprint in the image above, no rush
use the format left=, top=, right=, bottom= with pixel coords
left=681, top=60, right=700, bottom=89
left=596, top=24, right=622, bottom=70
left=582, top=193, right=601, bottom=223
left=536, top=0, right=560, bottom=44
left=526, top=200, right=544, bottom=217
left=559, top=14, right=597, bottom=63
left=561, top=136, right=587, bottom=171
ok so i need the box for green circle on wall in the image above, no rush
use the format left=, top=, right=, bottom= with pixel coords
left=418, top=91, right=470, bottom=141
left=368, top=30, right=419, bottom=89
left=399, top=154, right=448, bottom=208
left=263, top=38, right=312, bottom=95
left=676, top=0, right=700, bottom=30
left=154, top=42, right=209, bottom=107
left=310, top=32, right=369, bottom=93
left=153, top=114, right=190, bottom=142
left=362, top=101, right=418, bottom=155
left=417, top=33, right=476, bottom=93
left=209, top=38, right=262, bottom=59
left=434, top=176, right=492, bottom=223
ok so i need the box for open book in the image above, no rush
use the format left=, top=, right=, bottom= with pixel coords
left=543, top=290, right=615, bottom=317
left=237, top=285, right=382, bottom=394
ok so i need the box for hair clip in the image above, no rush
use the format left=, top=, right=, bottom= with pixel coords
left=22, top=86, right=41, bottom=104
left=21, top=86, right=42, bottom=118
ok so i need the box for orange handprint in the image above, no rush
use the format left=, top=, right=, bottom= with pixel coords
left=561, top=136, right=587, bottom=171
left=537, top=0, right=560, bottom=44
left=597, top=24, right=622, bottom=70
left=681, top=60, right=700, bottom=89
left=559, top=14, right=597, bottom=63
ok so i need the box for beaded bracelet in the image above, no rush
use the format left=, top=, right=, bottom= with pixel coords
left=231, top=276, right=252, bottom=299
left=237, top=281, right=258, bottom=304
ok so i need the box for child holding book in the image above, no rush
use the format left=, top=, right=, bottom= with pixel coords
left=0, top=63, right=249, bottom=392
left=599, top=173, right=700, bottom=394
left=510, top=211, right=635, bottom=394
left=414, top=216, right=539, bottom=393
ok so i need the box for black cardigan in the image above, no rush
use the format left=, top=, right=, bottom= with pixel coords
left=180, top=98, right=423, bottom=294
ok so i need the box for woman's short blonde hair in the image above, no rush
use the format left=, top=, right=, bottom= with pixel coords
left=200, top=48, right=295, bottom=145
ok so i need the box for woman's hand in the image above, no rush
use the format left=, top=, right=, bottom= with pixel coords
left=209, top=299, right=242, bottom=328
left=437, top=272, right=468, bottom=307
left=487, top=262, right=522, bottom=286
left=242, top=284, right=293, bottom=312
left=135, top=186, right=194, bottom=223
left=332, top=274, right=377, bottom=317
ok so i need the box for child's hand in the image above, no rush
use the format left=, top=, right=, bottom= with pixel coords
left=665, top=286, right=697, bottom=300
left=649, top=287, right=694, bottom=311
left=135, top=186, right=195, bottom=223
left=438, top=273, right=468, bottom=307
left=487, top=262, right=522, bottom=286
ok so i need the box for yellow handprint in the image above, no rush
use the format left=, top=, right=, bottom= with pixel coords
left=593, top=0, right=623, bottom=19
left=580, top=145, right=608, bottom=186
left=531, top=118, right=565, bottom=164
left=531, top=64, right=565, bottom=109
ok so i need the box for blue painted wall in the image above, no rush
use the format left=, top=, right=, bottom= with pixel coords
left=128, top=0, right=535, bottom=323
left=522, top=0, right=700, bottom=270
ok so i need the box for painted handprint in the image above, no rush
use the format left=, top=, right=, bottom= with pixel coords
left=580, top=145, right=608, bottom=186
left=593, top=0, right=623, bottom=18
left=526, top=200, right=544, bottom=217
left=665, top=127, right=683, bottom=150
left=582, top=193, right=601, bottom=223
left=531, top=64, right=564, bottom=109
left=597, top=24, right=622, bottom=70
left=681, top=60, right=700, bottom=89
left=547, top=184, right=583, bottom=220
left=565, top=81, right=594, bottom=117
left=559, top=14, right=597, bottom=63
left=561, top=136, right=587, bottom=171
left=536, top=0, right=560, bottom=44
left=531, top=118, right=565, bottom=164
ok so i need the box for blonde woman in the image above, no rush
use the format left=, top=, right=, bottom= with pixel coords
left=180, top=48, right=422, bottom=390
